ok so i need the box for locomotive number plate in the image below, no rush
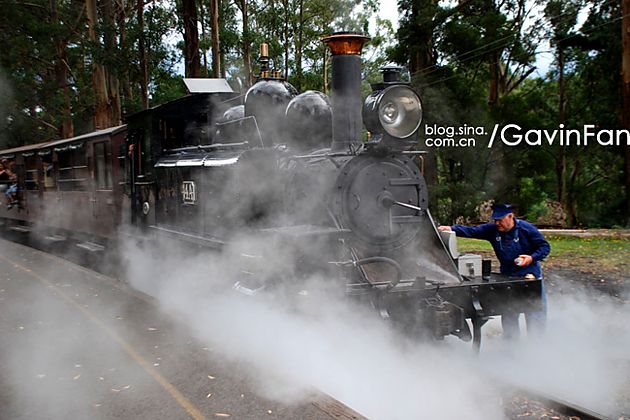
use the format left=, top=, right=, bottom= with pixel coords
left=182, top=181, right=196, bottom=204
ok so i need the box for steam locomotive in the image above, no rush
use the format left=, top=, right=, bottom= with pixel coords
left=0, top=33, right=543, bottom=349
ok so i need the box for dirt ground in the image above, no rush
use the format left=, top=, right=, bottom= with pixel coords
left=545, top=267, right=629, bottom=301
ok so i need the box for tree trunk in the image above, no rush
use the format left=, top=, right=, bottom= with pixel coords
left=567, top=158, right=580, bottom=226
left=558, top=47, right=566, bottom=125
left=183, top=0, right=201, bottom=78
left=557, top=43, right=569, bottom=222
left=85, top=0, right=110, bottom=129
left=240, top=0, right=251, bottom=86
left=283, top=0, right=289, bottom=79
left=199, top=2, right=208, bottom=75
left=410, top=40, right=434, bottom=75
left=138, top=0, right=149, bottom=109
left=488, top=52, right=500, bottom=105
left=485, top=0, right=500, bottom=106
left=556, top=150, right=566, bottom=207
left=119, top=2, right=134, bottom=107
left=295, top=0, right=304, bottom=90
left=50, top=0, right=73, bottom=138
left=323, top=45, right=328, bottom=94
left=210, top=0, right=221, bottom=77
left=622, top=0, right=630, bottom=226
left=408, top=0, right=435, bottom=75
left=625, top=145, right=630, bottom=226
left=102, top=0, right=121, bottom=125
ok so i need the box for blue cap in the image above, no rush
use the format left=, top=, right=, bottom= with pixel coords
left=491, top=203, right=513, bottom=220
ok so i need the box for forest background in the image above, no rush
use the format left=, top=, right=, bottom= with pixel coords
left=1, top=0, right=629, bottom=228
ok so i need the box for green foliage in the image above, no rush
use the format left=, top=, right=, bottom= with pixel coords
left=390, top=0, right=630, bottom=227
left=1, top=0, right=628, bottom=228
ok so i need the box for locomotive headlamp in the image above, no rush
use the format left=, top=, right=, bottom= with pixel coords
left=363, top=85, right=423, bottom=139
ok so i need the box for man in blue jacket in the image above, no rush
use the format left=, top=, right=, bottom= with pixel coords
left=438, top=203, right=550, bottom=338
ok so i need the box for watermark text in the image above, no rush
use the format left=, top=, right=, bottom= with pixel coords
left=488, top=124, right=630, bottom=148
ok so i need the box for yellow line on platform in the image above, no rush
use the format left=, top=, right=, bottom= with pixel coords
left=0, top=253, right=207, bottom=420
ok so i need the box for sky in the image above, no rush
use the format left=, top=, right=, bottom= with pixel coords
left=378, top=0, right=400, bottom=31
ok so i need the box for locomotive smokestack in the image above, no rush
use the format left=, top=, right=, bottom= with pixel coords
left=322, top=33, right=370, bottom=152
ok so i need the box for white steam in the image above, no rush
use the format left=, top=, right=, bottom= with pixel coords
left=480, top=286, right=630, bottom=416
left=122, top=236, right=630, bottom=419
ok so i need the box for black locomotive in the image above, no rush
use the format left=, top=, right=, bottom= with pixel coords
left=0, top=33, right=543, bottom=348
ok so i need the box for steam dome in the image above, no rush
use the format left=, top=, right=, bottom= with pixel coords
left=244, top=80, right=297, bottom=147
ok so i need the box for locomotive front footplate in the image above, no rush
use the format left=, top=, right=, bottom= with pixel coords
left=346, top=275, right=544, bottom=342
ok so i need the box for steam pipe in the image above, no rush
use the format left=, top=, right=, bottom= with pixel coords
left=354, top=257, right=403, bottom=290
left=322, top=33, right=370, bottom=153
left=330, top=256, right=403, bottom=289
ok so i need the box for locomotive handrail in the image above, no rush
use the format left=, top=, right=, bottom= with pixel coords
left=57, top=178, right=87, bottom=183
left=58, top=165, right=88, bottom=171
left=290, top=152, right=354, bottom=160
left=166, top=142, right=249, bottom=153
left=291, top=147, right=430, bottom=161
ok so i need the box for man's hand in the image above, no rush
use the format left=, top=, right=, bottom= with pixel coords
left=438, top=226, right=452, bottom=232
left=515, top=254, right=533, bottom=267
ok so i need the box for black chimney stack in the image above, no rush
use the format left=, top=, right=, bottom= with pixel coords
left=322, top=33, right=370, bottom=153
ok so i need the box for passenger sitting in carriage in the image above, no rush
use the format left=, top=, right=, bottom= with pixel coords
left=1, top=159, right=18, bottom=210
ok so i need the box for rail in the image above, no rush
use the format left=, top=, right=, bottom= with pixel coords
left=504, top=384, right=615, bottom=420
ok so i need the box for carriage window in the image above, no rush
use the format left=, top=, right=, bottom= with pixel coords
left=57, top=144, right=87, bottom=191
left=94, top=141, right=112, bottom=189
left=24, top=155, right=39, bottom=190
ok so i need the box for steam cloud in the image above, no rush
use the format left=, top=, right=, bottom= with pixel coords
left=2, top=226, right=629, bottom=419
left=122, top=236, right=503, bottom=419
left=480, top=283, right=630, bottom=416
left=121, top=236, right=630, bottom=419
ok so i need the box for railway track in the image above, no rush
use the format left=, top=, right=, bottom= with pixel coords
left=312, top=394, right=368, bottom=419
left=506, top=389, right=615, bottom=420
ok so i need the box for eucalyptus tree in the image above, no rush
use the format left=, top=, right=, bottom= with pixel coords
left=0, top=0, right=86, bottom=143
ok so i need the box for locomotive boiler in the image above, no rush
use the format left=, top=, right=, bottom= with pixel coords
left=0, top=33, right=544, bottom=349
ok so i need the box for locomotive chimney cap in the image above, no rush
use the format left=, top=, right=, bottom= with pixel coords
left=322, top=32, right=370, bottom=55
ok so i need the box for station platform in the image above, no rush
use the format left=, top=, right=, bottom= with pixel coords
left=0, top=237, right=364, bottom=420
